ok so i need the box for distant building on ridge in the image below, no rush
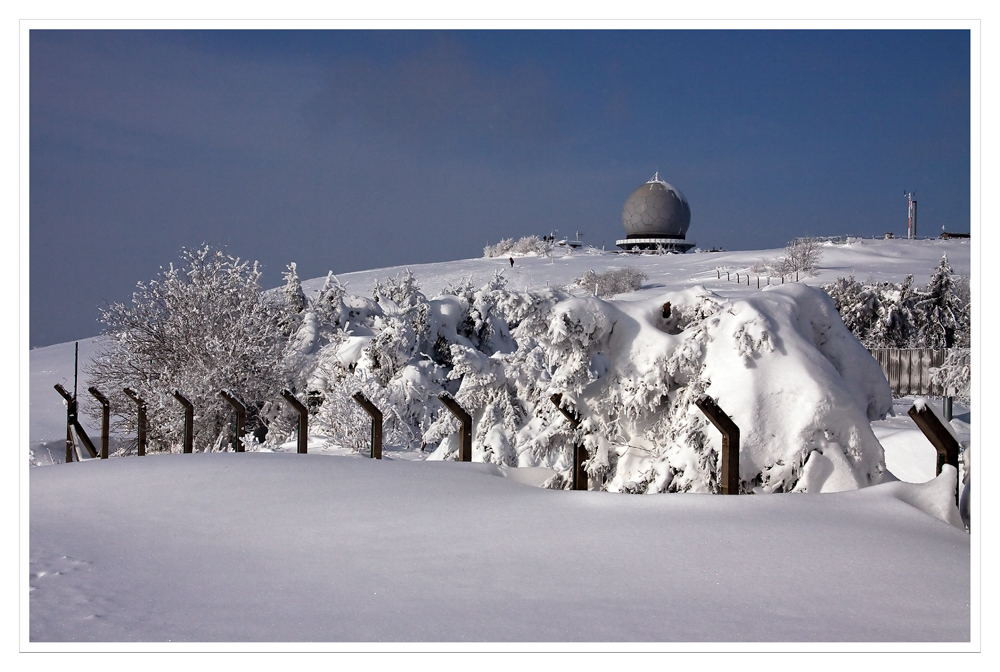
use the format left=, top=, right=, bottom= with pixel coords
left=616, top=173, right=695, bottom=253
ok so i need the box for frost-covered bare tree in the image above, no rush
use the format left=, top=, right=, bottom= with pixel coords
left=778, top=237, right=824, bottom=276
left=86, top=246, right=294, bottom=453
left=576, top=267, right=648, bottom=297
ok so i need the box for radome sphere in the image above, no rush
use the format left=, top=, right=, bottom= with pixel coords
left=621, top=174, right=691, bottom=239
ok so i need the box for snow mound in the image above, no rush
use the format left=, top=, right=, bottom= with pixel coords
left=857, top=465, right=964, bottom=529
left=521, top=282, right=892, bottom=493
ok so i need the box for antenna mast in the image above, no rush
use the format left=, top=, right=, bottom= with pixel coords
left=904, top=191, right=917, bottom=239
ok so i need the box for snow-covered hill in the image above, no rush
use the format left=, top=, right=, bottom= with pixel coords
left=27, top=237, right=973, bottom=645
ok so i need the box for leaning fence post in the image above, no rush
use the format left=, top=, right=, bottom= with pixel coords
left=55, top=383, right=98, bottom=460
left=54, top=384, right=76, bottom=463
left=438, top=392, right=472, bottom=462
left=218, top=389, right=247, bottom=452
left=123, top=387, right=147, bottom=457
left=695, top=395, right=740, bottom=495
left=351, top=392, right=382, bottom=459
left=281, top=389, right=309, bottom=454
left=907, top=402, right=960, bottom=504
left=551, top=393, right=588, bottom=491
left=172, top=390, right=194, bottom=454
left=87, top=387, right=110, bottom=459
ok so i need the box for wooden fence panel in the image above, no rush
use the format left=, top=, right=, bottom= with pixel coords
left=869, top=348, right=947, bottom=396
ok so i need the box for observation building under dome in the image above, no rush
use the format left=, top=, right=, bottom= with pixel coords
left=616, top=173, right=695, bottom=253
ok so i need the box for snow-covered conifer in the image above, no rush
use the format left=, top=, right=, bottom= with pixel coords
left=914, top=255, right=964, bottom=349
left=930, top=348, right=971, bottom=402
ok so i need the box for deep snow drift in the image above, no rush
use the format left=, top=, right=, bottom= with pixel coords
left=30, top=453, right=969, bottom=642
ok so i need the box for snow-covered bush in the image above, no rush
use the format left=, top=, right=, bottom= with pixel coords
left=575, top=267, right=648, bottom=297
left=86, top=246, right=295, bottom=453
left=483, top=235, right=550, bottom=258
left=930, top=348, right=971, bottom=402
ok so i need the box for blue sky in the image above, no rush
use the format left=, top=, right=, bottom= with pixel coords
left=30, top=29, right=970, bottom=347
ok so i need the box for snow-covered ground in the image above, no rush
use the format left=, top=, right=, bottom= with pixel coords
left=31, top=453, right=968, bottom=643
left=26, top=237, right=974, bottom=646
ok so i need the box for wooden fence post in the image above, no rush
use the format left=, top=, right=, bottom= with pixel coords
left=551, top=393, right=588, bottom=491
left=172, top=390, right=194, bottom=454
left=907, top=402, right=960, bottom=504
left=123, top=387, right=147, bottom=457
left=438, top=393, right=472, bottom=462
left=55, top=383, right=97, bottom=460
left=695, top=395, right=740, bottom=495
left=351, top=392, right=383, bottom=459
left=218, top=389, right=247, bottom=452
left=54, top=384, right=75, bottom=463
left=281, top=389, right=310, bottom=454
left=88, top=387, right=110, bottom=459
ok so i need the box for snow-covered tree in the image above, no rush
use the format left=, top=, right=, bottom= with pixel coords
left=778, top=237, right=823, bottom=276
left=930, top=348, right=971, bottom=402
left=86, top=246, right=294, bottom=453
left=483, top=235, right=550, bottom=258
left=822, top=261, right=975, bottom=351
left=913, top=255, right=965, bottom=349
